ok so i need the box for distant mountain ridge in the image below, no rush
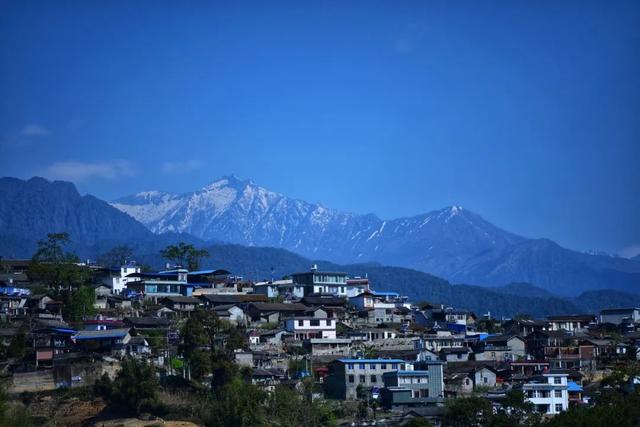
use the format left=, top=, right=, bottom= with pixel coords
left=113, top=176, right=640, bottom=296
left=0, top=177, right=202, bottom=258
left=135, top=242, right=640, bottom=319
left=1, top=176, right=639, bottom=317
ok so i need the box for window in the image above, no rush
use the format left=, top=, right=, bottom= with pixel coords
left=359, top=375, right=365, bottom=383
left=347, top=364, right=354, bottom=370
left=369, top=364, right=376, bottom=369
left=310, top=319, right=320, bottom=326
left=392, top=364, right=398, bottom=370
left=413, top=390, right=420, bottom=398
left=359, top=363, right=366, bottom=370
left=555, top=404, right=563, bottom=413
left=420, top=389, right=429, bottom=398
left=381, top=364, right=387, bottom=370
left=325, top=319, right=332, bottom=326
left=554, top=377, right=562, bottom=384
left=298, top=320, right=304, bottom=327
left=483, top=377, right=488, bottom=384
left=370, top=375, right=377, bottom=383
left=348, top=375, right=354, bottom=383
left=555, top=390, right=562, bottom=398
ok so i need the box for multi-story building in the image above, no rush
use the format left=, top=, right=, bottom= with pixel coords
left=325, top=358, right=412, bottom=399
left=416, top=331, right=466, bottom=352
left=126, top=269, right=195, bottom=301
left=284, top=317, right=337, bottom=340
left=547, top=315, right=595, bottom=334
left=290, top=266, right=349, bottom=297
left=111, top=262, right=141, bottom=294
left=522, top=372, right=569, bottom=415
left=599, top=308, right=640, bottom=326
left=474, top=335, right=526, bottom=362
left=380, top=361, right=445, bottom=408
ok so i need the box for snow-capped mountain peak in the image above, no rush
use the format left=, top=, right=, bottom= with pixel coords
left=111, top=178, right=521, bottom=266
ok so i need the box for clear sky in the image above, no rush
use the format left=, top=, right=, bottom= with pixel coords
left=1, top=0, right=639, bottom=256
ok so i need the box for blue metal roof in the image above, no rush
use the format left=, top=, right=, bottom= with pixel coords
left=395, top=370, right=430, bottom=376
left=373, top=291, right=399, bottom=297
left=188, top=269, right=230, bottom=275
left=53, top=328, right=77, bottom=334
left=74, top=330, right=128, bottom=340
left=567, top=381, right=583, bottom=392
left=338, top=359, right=405, bottom=363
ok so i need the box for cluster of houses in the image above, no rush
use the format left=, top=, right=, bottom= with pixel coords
left=1, top=258, right=640, bottom=424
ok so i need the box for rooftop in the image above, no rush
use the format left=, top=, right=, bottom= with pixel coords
left=337, top=358, right=405, bottom=364
left=73, top=328, right=130, bottom=340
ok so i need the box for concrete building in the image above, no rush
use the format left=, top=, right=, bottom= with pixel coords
left=380, top=361, right=445, bottom=408
left=522, top=372, right=569, bottom=415
left=290, top=266, right=349, bottom=297
left=284, top=317, right=337, bottom=340
left=325, top=358, right=412, bottom=400
left=111, top=262, right=141, bottom=294
left=547, top=315, right=595, bottom=334
left=599, top=308, right=640, bottom=325
left=126, top=269, right=195, bottom=301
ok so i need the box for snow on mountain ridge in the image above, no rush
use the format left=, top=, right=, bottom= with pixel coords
left=111, top=176, right=516, bottom=273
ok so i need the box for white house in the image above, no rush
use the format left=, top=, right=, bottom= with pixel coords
left=284, top=317, right=337, bottom=340
left=523, top=372, right=569, bottom=415
left=214, top=304, right=245, bottom=325
left=112, top=262, right=141, bottom=294
left=547, top=315, right=594, bottom=334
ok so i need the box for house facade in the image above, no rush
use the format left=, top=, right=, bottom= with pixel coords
left=599, top=308, right=640, bottom=325
left=284, top=317, right=336, bottom=340
left=381, top=362, right=445, bottom=408
left=522, top=372, right=569, bottom=415
left=325, top=358, right=411, bottom=400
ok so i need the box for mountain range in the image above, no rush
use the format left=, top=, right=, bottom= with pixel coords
left=1, top=176, right=640, bottom=317
left=0, top=176, right=200, bottom=259
left=112, top=175, right=640, bottom=296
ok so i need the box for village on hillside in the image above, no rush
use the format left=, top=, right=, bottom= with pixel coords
left=0, top=236, right=639, bottom=426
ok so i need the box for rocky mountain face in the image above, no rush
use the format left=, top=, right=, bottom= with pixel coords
left=0, top=177, right=160, bottom=257
left=113, top=176, right=640, bottom=296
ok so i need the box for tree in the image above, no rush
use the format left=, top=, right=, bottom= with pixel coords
left=0, top=378, right=34, bottom=427
left=442, top=395, right=493, bottom=427
left=7, top=330, right=27, bottom=360
left=267, top=381, right=336, bottom=427
left=489, top=390, right=541, bottom=427
left=179, top=310, right=244, bottom=387
left=404, top=418, right=433, bottom=427
left=160, top=242, right=209, bottom=270
left=106, top=358, right=159, bottom=415
left=27, top=232, right=90, bottom=291
left=205, top=377, right=267, bottom=427
left=477, top=318, right=503, bottom=334
left=67, top=285, right=96, bottom=321
left=98, top=245, right=134, bottom=267
left=32, top=232, right=74, bottom=263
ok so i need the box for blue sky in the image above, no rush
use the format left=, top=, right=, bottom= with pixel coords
left=1, top=0, right=639, bottom=256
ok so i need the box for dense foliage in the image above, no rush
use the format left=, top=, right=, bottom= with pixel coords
left=160, top=242, right=209, bottom=270
left=94, top=358, right=159, bottom=415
